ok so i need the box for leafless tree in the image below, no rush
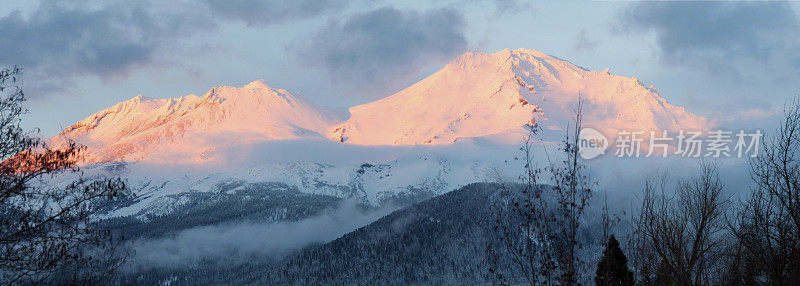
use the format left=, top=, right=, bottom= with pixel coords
left=488, top=102, right=593, bottom=285
left=631, top=162, right=728, bottom=285
left=545, top=101, right=594, bottom=285
left=627, top=185, right=660, bottom=285
left=487, top=131, right=556, bottom=285
left=730, top=98, right=800, bottom=284
left=0, top=67, right=130, bottom=284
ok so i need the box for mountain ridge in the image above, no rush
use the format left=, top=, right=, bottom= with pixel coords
left=55, top=48, right=707, bottom=163
left=55, top=79, right=341, bottom=163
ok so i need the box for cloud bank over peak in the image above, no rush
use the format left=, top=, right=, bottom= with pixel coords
left=292, top=6, right=469, bottom=98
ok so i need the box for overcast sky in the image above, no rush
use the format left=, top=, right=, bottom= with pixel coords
left=2, top=0, right=799, bottom=136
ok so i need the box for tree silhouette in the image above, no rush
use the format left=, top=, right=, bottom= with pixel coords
left=488, top=101, right=593, bottom=285
left=731, top=97, right=800, bottom=284
left=0, top=67, right=130, bottom=284
left=631, top=162, right=727, bottom=285
left=595, top=235, right=634, bottom=286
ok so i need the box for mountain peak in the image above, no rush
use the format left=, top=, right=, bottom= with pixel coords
left=244, top=79, right=270, bottom=89
left=328, top=48, right=706, bottom=145
left=56, top=82, right=342, bottom=163
left=509, top=48, right=549, bottom=57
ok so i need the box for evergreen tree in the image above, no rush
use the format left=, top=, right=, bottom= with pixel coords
left=595, top=235, right=634, bottom=286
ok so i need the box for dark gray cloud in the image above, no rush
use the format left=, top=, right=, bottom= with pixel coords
left=201, top=0, right=350, bottom=27
left=293, top=6, right=468, bottom=97
left=618, top=2, right=800, bottom=76
left=0, top=1, right=211, bottom=79
left=0, top=0, right=354, bottom=97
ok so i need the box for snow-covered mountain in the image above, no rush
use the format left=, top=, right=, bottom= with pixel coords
left=56, top=48, right=706, bottom=163
left=45, top=48, right=713, bottom=215
left=56, top=80, right=342, bottom=163
left=329, top=48, right=706, bottom=145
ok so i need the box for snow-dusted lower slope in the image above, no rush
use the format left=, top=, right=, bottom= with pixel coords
left=65, top=140, right=520, bottom=220
left=329, top=48, right=707, bottom=145
left=55, top=80, right=341, bottom=163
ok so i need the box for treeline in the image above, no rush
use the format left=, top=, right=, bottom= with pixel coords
left=490, top=101, right=800, bottom=285
left=103, top=183, right=342, bottom=240
left=624, top=103, right=800, bottom=285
